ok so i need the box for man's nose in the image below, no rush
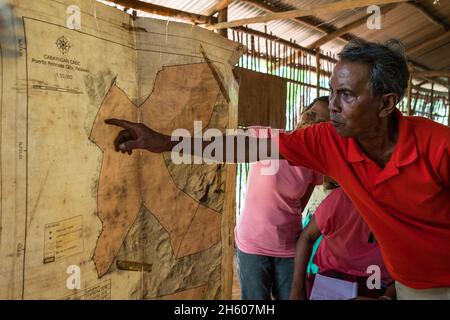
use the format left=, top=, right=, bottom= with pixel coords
left=329, top=95, right=340, bottom=113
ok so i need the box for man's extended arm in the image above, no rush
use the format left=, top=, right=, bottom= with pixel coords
left=105, top=118, right=282, bottom=163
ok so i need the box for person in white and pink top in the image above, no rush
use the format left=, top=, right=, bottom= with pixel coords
left=235, top=96, right=330, bottom=300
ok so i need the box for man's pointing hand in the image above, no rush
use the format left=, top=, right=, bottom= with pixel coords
left=105, top=119, right=172, bottom=155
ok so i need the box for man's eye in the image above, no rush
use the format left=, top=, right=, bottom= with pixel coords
left=340, top=91, right=352, bottom=99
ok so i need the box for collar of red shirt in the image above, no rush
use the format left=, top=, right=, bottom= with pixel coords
left=346, top=109, right=418, bottom=184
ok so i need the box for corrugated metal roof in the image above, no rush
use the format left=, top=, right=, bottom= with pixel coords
left=98, top=0, right=450, bottom=91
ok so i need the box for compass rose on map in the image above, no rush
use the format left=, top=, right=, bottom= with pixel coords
left=56, top=36, right=71, bottom=54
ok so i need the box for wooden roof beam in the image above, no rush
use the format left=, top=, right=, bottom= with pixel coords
left=413, top=71, right=450, bottom=78
left=412, top=85, right=448, bottom=97
left=410, top=61, right=448, bottom=88
left=406, top=31, right=450, bottom=56
left=104, top=0, right=334, bottom=64
left=108, top=0, right=213, bottom=24
left=107, top=1, right=447, bottom=91
left=203, top=0, right=235, bottom=17
left=413, top=74, right=448, bottom=88
left=241, top=0, right=340, bottom=36
left=416, top=80, right=428, bottom=87
left=407, top=1, right=449, bottom=31
left=308, top=3, right=399, bottom=49
left=207, top=0, right=408, bottom=30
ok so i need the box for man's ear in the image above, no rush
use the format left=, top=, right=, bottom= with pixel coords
left=379, top=93, right=399, bottom=117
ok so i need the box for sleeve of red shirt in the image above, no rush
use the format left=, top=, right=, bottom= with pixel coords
left=311, top=171, right=324, bottom=186
left=275, top=122, right=333, bottom=175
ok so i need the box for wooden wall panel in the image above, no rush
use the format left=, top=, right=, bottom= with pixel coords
left=236, top=67, right=287, bottom=129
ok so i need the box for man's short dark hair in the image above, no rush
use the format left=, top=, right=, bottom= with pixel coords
left=338, top=39, right=409, bottom=100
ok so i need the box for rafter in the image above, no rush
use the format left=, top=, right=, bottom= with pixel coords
left=242, top=0, right=343, bottom=37
left=413, top=70, right=450, bottom=78
left=308, top=3, right=399, bottom=49
left=407, top=1, right=449, bottom=31
left=407, top=31, right=450, bottom=56
left=203, top=0, right=235, bottom=17
left=410, top=61, right=449, bottom=88
left=207, top=0, right=408, bottom=30
left=106, top=0, right=447, bottom=91
left=108, top=0, right=212, bottom=24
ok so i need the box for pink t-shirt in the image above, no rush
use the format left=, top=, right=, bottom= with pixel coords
left=315, top=188, right=392, bottom=282
left=235, top=127, right=323, bottom=258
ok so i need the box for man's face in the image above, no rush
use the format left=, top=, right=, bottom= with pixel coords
left=329, top=61, right=382, bottom=137
left=298, top=100, right=330, bottom=129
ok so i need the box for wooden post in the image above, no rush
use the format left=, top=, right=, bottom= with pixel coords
left=406, top=63, right=414, bottom=116
left=221, top=68, right=239, bottom=299
left=406, top=75, right=413, bottom=116
left=448, top=78, right=450, bottom=126
left=218, top=7, right=228, bottom=38
left=429, top=83, right=434, bottom=120
left=412, top=91, right=419, bottom=116
left=316, top=48, right=321, bottom=97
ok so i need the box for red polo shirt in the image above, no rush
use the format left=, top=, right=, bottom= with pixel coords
left=276, top=109, right=450, bottom=289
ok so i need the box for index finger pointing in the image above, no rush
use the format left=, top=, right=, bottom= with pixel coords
left=105, top=118, right=138, bottom=130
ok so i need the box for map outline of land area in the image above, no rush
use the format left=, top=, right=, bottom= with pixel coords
left=89, top=65, right=224, bottom=277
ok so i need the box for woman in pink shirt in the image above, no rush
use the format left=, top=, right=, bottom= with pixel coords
left=235, top=97, right=329, bottom=300
left=290, top=187, right=395, bottom=300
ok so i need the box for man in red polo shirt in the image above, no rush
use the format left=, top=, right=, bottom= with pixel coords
left=106, top=39, right=450, bottom=299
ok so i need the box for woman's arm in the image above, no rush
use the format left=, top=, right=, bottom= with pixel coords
left=290, top=215, right=322, bottom=300
left=300, top=183, right=316, bottom=213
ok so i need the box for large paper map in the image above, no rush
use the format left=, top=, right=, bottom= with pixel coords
left=0, top=0, right=242, bottom=299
